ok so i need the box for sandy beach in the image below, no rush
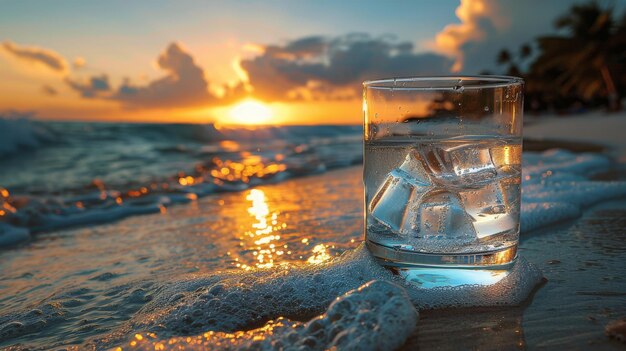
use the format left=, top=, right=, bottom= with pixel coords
left=1, top=152, right=625, bottom=349
left=2, top=0, right=626, bottom=348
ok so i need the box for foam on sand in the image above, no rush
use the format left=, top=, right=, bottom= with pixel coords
left=520, top=150, right=626, bottom=231
left=91, top=243, right=541, bottom=350
left=126, top=280, right=418, bottom=351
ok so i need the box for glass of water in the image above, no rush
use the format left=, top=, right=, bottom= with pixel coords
left=363, top=76, right=523, bottom=270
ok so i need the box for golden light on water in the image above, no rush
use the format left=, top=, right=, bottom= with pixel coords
left=229, top=99, right=272, bottom=125
left=306, top=244, right=332, bottom=264
left=219, top=140, right=240, bottom=152
left=228, top=187, right=337, bottom=271
left=233, top=189, right=285, bottom=270
left=208, top=155, right=287, bottom=184
left=119, top=320, right=291, bottom=350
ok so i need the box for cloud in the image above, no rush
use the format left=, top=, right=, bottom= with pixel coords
left=1, top=41, right=68, bottom=73
left=240, top=34, right=454, bottom=101
left=41, top=84, right=58, bottom=96
left=111, top=42, right=221, bottom=108
left=62, top=35, right=453, bottom=108
left=65, top=74, right=111, bottom=98
left=432, top=0, right=505, bottom=72
left=64, top=42, right=245, bottom=109
left=432, top=0, right=584, bottom=73
left=73, top=57, right=86, bottom=69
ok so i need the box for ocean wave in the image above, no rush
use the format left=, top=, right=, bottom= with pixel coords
left=1, top=148, right=626, bottom=249
left=0, top=121, right=363, bottom=238
left=0, top=113, right=54, bottom=158
left=0, top=144, right=361, bottom=239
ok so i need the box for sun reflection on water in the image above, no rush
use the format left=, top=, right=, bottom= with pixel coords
left=207, top=153, right=287, bottom=184
left=230, top=188, right=336, bottom=271
left=306, top=244, right=332, bottom=264
left=231, top=189, right=287, bottom=270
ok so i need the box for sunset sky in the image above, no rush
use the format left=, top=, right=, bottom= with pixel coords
left=0, top=0, right=608, bottom=125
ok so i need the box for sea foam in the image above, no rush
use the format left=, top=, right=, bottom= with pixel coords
left=127, top=280, right=418, bottom=351
left=520, top=151, right=626, bottom=230
left=90, top=243, right=542, bottom=350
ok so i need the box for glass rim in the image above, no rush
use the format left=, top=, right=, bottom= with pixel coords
left=363, top=75, right=524, bottom=90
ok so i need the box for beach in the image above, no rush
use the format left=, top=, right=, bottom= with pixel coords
left=1, top=165, right=625, bottom=349
left=1, top=113, right=626, bottom=349
left=2, top=0, right=626, bottom=348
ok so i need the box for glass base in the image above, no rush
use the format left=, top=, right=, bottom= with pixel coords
left=367, top=240, right=518, bottom=288
left=394, top=266, right=512, bottom=288
left=366, top=240, right=518, bottom=269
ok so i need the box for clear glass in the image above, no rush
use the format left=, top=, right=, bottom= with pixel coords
left=363, top=76, right=523, bottom=269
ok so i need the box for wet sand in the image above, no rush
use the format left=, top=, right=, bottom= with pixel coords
left=2, top=165, right=625, bottom=349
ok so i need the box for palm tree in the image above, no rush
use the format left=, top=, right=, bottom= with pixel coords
left=531, top=1, right=625, bottom=111
left=497, top=49, right=512, bottom=66
left=519, top=44, right=532, bottom=60
left=496, top=49, right=522, bottom=77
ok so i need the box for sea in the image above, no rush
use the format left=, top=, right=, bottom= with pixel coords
left=0, top=119, right=362, bottom=237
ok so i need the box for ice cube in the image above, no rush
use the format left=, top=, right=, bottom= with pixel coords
left=418, top=143, right=497, bottom=187
left=415, top=191, right=475, bottom=240
left=459, top=181, right=518, bottom=239
left=369, top=156, right=432, bottom=235
left=498, top=176, right=521, bottom=210
left=398, top=149, right=431, bottom=185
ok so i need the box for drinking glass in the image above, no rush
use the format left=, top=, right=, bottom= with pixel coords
left=363, top=76, right=523, bottom=270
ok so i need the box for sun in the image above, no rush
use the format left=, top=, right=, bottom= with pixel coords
left=228, top=99, right=272, bottom=125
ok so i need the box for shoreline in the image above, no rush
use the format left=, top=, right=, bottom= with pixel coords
left=2, top=112, right=626, bottom=349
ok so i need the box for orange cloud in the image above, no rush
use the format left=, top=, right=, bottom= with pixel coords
left=1, top=41, right=68, bottom=73
left=111, top=42, right=227, bottom=108
left=433, top=0, right=508, bottom=72
left=41, top=84, right=58, bottom=96
left=61, top=42, right=248, bottom=109
left=73, top=56, right=86, bottom=69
